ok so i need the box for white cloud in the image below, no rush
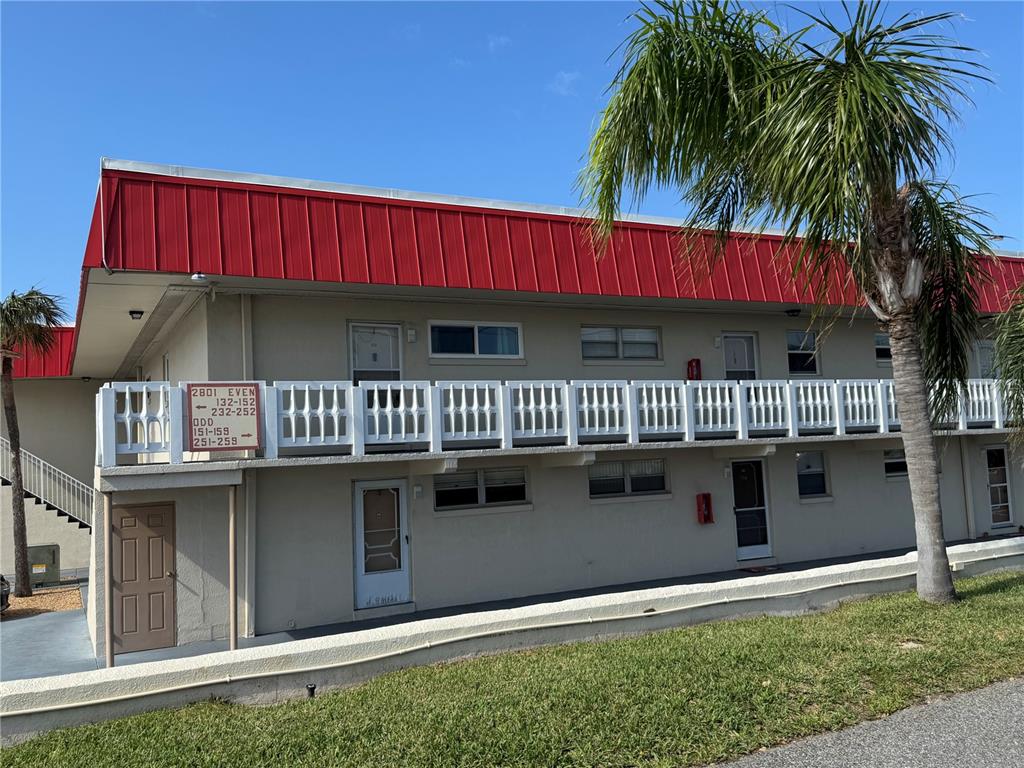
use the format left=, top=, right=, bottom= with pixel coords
left=546, top=70, right=581, bottom=96
left=487, top=34, right=511, bottom=53
left=449, top=57, right=471, bottom=69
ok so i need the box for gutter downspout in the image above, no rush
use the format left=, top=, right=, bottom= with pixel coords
left=99, top=158, right=113, bottom=276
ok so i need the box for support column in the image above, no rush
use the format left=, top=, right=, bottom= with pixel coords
left=103, top=491, right=114, bottom=668
left=228, top=484, right=238, bottom=651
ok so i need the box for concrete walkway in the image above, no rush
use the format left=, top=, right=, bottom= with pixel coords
left=0, top=608, right=98, bottom=681
left=724, top=679, right=1024, bottom=767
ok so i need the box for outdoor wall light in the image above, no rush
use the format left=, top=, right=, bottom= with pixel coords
left=191, top=271, right=208, bottom=282
left=128, top=309, right=144, bottom=320
left=784, top=308, right=801, bottom=318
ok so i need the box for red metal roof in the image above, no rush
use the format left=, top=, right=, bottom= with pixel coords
left=10, top=327, right=76, bottom=378
left=17, top=162, right=1024, bottom=377
left=86, top=165, right=1024, bottom=310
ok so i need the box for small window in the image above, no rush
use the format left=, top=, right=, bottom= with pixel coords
left=434, top=468, right=527, bottom=510
left=589, top=458, right=667, bottom=498
left=884, top=449, right=908, bottom=478
left=787, top=331, right=819, bottom=375
left=429, top=322, right=521, bottom=358
left=796, top=451, right=829, bottom=498
left=874, top=333, right=892, bottom=364
left=581, top=326, right=660, bottom=361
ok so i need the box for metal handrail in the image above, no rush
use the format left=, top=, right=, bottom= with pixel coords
left=0, top=435, right=93, bottom=528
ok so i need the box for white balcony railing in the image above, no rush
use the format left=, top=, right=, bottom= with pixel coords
left=96, top=378, right=1008, bottom=468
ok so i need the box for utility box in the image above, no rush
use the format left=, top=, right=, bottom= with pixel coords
left=27, top=544, right=60, bottom=587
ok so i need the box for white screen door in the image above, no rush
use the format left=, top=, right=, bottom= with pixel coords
left=723, top=334, right=758, bottom=380
left=351, top=324, right=401, bottom=383
left=976, top=341, right=997, bottom=378
left=986, top=447, right=1013, bottom=527
left=354, top=480, right=411, bottom=609
left=732, top=459, right=772, bottom=559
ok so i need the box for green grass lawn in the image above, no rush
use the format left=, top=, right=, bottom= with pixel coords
left=6, top=572, right=1024, bottom=768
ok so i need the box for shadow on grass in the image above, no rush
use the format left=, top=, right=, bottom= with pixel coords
left=954, top=572, right=1024, bottom=599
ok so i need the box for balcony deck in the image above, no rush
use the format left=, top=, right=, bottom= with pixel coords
left=96, top=378, right=1009, bottom=476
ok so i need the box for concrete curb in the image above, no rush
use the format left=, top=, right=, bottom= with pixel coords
left=2, top=538, right=1022, bottom=744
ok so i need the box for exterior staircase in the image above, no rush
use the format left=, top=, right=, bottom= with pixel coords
left=0, top=435, right=93, bottom=531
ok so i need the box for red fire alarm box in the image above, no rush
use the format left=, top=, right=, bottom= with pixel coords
left=687, top=358, right=702, bottom=381
left=696, top=492, right=714, bottom=524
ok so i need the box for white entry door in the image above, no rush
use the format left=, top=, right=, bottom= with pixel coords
left=354, top=480, right=411, bottom=610
left=723, top=333, right=758, bottom=380
left=731, top=459, right=772, bottom=560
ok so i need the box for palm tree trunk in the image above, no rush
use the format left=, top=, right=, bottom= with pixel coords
left=1, top=356, right=32, bottom=598
left=888, top=315, right=956, bottom=603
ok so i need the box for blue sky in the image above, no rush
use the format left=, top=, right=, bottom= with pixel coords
left=2, top=1, right=1021, bottom=305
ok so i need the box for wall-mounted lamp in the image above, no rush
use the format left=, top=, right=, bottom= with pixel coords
left=191, top=272, right=208, bottom=282
left=128, top=309, right=145, bottom=321
left=784, top=308, right=801, bottom=318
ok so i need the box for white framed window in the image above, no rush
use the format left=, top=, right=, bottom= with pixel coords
left=429, top=321, right=522, bottom=359
left=796, top=451, right=829, bottom=498
left=786, top=330, right=820, bottom=375
left=434, top=467, right=527, bottom=510
left=884, top=449, right=908, bottom=479
left=884, top=449, right=943, bottom=479
left=589, top=458, right=667, bottom=498
left=581, top=326, right=660, bottom=361
left=874, top=333, right=892, bottom=365
left=985, top=446, right=1013, bottom=526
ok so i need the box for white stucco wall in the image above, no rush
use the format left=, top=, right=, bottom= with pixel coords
left=1, top=378, right=100, bottom=483
left=87, top=485, right=242, bottom=655
left=245, top=293, right=896, bottom=384
left=141, top=297, right=210, bottom=385
left=0, top=486, right=91, bottom=580
left=239, top=435, right=999, bottom=638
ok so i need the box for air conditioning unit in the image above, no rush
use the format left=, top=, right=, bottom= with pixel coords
left=27, top=544, right=60, bottom=587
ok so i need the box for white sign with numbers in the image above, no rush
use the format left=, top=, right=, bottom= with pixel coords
left=186, top=383, right=262, bottom=452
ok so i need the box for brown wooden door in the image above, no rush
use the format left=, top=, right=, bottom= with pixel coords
left=113, top=504, right=176, bottom=653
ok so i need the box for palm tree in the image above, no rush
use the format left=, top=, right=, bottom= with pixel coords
left=1, top=289, right=69, bottom=598
left=994, top=286, right=1024, bottom=445
left=582, top=1, right=995, bottom=603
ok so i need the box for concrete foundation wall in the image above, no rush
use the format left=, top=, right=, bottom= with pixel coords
left=5, top=538, right=1021, bottom=746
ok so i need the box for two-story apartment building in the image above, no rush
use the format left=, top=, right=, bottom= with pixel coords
left=5, top=159, right=1023, bottom=663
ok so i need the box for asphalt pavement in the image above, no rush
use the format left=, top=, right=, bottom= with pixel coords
left=723, top=678, right=1024, bottom=767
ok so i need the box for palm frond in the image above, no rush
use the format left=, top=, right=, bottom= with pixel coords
left=0, top=288, right=69, bottom=356
left=906, top=182, right=994, bottom=420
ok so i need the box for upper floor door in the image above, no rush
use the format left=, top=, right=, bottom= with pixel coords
left=350, top=323, right=402, bottom=383
left=723, top=333, right=759, bottom=380
left=975, top=341, right=997, bottom=378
